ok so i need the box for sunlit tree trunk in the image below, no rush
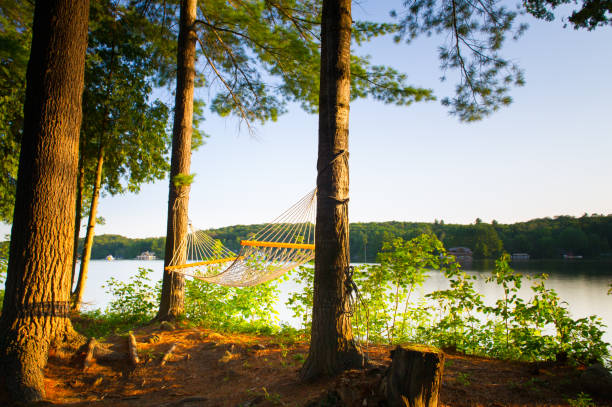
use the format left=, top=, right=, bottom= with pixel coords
left=156, top=0, right=197, bottom=321
left=71, top=143, right=85, bottom=290
left=300, top=0, right=362, bottom=381
left=0, top=0, right=89, bottom=402
left=72, top=144, right=104, bottom=311
left=72, top=28, right=118, bottom=311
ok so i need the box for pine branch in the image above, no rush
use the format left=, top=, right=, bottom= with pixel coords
left=195, top=36, right=254, bottom=135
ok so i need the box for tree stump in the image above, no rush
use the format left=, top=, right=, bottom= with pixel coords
left=380, top=345, right=445, bottom=407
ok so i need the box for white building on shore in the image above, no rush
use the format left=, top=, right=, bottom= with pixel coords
left=136, top=251, right=157, bottom=260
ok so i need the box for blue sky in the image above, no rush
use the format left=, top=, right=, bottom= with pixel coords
left=2, top=0, right=611, bottom=239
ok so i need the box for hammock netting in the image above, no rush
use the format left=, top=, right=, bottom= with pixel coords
left=165, top=189, right=316, bottom=287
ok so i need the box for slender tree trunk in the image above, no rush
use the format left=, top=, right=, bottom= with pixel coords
left=300, top=0, right=362, bottom=381
left=71, top=29, right=117, bottom=307
left=72, top=145, right=104, bottom=311
left=156, top=0, right=197, bottom=321
left=0, top=0, right=89, bottom=402
left=71, top=145, right=85, bottom=290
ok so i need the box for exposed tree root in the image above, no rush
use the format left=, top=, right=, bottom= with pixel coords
left=83, top=338, right=97, bottom=371
left=51, top=324, right=88, bottom=353
left=1, top=335, right=48, bottom=403
left=128, top=333, right=139, bottom=365
left=1, top=320, right=86, bottom=403
left=300, top=341, right=364, bottom=382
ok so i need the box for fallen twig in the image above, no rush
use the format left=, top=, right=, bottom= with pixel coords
left=161, top=343, right=177, bottom=366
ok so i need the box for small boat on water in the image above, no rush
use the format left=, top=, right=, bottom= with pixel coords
left=106, top=254, right=115, bottom=261
left=563, top=254, right=583, bottom=259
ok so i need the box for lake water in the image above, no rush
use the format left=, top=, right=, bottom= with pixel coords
left=79, top=259, right=612, bottom=345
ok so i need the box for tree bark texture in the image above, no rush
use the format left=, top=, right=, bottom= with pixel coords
left=72, top=145, right=104, bottom=311
left=0, top=0, right=89, bottom=402
left=157, top=0, right=197, bottom=321
left=300, top=0, right=362, bottom=381
left=381, top=345, right=445, bottom=407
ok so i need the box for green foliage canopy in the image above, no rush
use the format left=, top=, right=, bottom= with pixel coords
left=523, top=0, right=612, bottom=29
left=393, top=0, right=527, bottom=121
left=139, top=0, right=434, bottom=129
left=82, top=0, right=172, bottom=196
left=0, top=0, right=32, bottom=222
left=0, top=1, right=178, bottom=223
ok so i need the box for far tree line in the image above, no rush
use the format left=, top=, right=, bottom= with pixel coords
left=40, top=213, right=610, bottom=262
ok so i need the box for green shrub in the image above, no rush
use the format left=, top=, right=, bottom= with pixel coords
left=286, top=234, right=611, bottom=365
left=72, top=267, right=161, bottom=338
left=183, top=268, right=282, bottom=333
left=92, top=237, right=610, bottom=366
left=73, top=309, right=140, bottom=338
left=103, top=267, right=160, bottom=323
left=285, top=265, right=313, bottom=332
left=94, top=265, right=285, bottom=336
left=0, top=238, right=8, bottom=313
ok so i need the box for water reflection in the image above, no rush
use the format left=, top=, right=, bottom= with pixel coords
left=473, top=259, right=612, bottom=275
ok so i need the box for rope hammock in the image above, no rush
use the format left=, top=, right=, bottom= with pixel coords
left=165, top=189, right=317, bottom=287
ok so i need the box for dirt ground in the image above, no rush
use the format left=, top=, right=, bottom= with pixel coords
left=2, top=322, right=611, bottom=406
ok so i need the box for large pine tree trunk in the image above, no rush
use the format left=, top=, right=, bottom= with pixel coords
left=72, top=145, right=104, bottom=311
left=300, top=0, right=362, bottom=381
left=156, top=0, right=197, bottom=321
left=0, top=0, right=89, bottom=402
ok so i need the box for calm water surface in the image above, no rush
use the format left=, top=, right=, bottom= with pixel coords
left=80, top=259, right=612, bottom=344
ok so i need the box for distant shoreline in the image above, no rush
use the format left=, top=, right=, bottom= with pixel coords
left=4, top=215, right=611, bottom=262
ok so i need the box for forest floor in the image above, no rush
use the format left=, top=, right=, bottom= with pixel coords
left=3, top=321, right=611, bottom=407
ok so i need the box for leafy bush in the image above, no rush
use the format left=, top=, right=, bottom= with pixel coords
left=287, top=234, right=611, bottom=365
left=93, top=236, right=610, bottom=365
left=103, top=267, right=160, bottom=323
left=72, top=268, right=162, bottom=338
left=73, top=309, right=140, bottom=338
left=285, top=265, right=313, bottom=331
left=353, top=234, right=454, bottom=344
left=184, top=273, right=282, bottom=333
left=0, top=237, right=8, bottom=313
left=426, top=265, right=485, bottom=354
left=94, top=265, right=285, bottom=336
left=567, top=392, right=595, bottom=407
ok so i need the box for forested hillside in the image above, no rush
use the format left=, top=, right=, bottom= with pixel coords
left=82, top=234, right=166, bottom=260
left=349, top=214, right=612, bottom=261
left=60, top=214, right=612, bottom=261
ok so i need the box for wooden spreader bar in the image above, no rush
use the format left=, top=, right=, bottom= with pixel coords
left=165, top=256, right=241, bottom=271
left=240, top=240, right=315, bottom=250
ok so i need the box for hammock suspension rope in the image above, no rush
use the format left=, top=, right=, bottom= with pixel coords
left=166, top=189, right=317, bottom=287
